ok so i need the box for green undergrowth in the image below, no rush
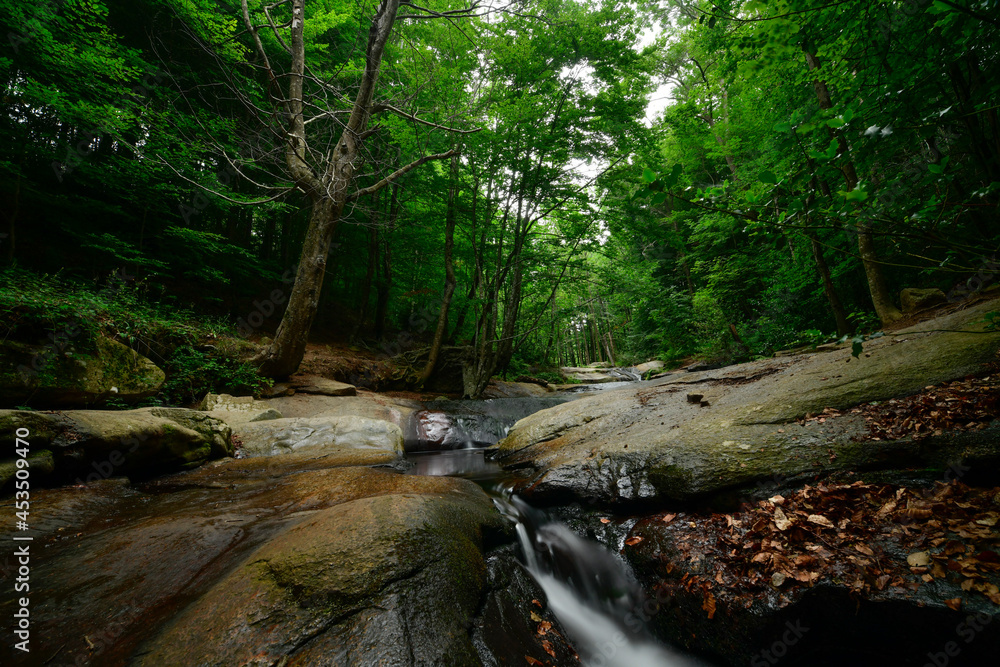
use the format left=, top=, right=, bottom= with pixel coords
left=0, top=268, right=270, bottom=406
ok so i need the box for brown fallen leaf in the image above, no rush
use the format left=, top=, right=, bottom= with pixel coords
left=807, top=514, right=835, bottom=528
left=944, top=598, right=962, bottom=611
left=907, top=552, right=932, bottom=567
left=702, top=591, right=717, bottom=619
left=530, top=611, right=543, bottom=622
left=942, top=540, right=966, bottom=556
left=525, top=657, right=543, bottom=666
left=537, top=621, right=552, bottom=636
left=662, top=513, right=677, bottom=523
left=599, top=518, right=611, bottom=524
left=625, top=536, right=644, bottom=546
left=854, top=544, right=875, bottom=557
left=773, top=507, right=794, bottom=531
left=541, top=640, right=557, bottom=659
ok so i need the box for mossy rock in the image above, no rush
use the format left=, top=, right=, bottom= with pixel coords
left=136, top=469, right=506, bottom=666
left=0, top=336, right=164, bottom=408
left=0, top=407, right=232, bottom=493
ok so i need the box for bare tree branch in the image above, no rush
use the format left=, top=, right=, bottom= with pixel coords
left=157, top=156, right=294, bottom=204
left=348, top=148, right=459, bottom=201
left=374, top=103, right=483, bottom=134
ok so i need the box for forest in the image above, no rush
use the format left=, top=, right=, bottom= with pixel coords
left=3, top=3, right=1000, bottom=665
left=2, top=0, right=999, bottom=399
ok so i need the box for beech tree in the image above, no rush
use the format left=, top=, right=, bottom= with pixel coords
left=240, top=0, right=473, bottom=377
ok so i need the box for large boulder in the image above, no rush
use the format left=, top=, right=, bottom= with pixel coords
left=0, top=335, right=164, bottom=408
left=559, top=366, right=619, bottom=383
left=289, top=374, right=358, bottom=396
left=261, top=393, right=421, bottom=425
left=0, top=464, right=514, bottom=666
left=0, top=407, right=232, bottom=492
left=634, top=359, right=665, bottom=374
left=135, top=469, right=506, bottom=666
left=901, top=287, right=947, bottom=313
left=201, top=392, right=284, bottom=425
left=235, top=415, right=404, bottom=457
left=493, top=299, right=1000, bottom=506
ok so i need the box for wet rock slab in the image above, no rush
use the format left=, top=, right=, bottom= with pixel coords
left=494, top=299, right=1000, bottom=506
left=0, top=407, right=232, bottom=492
left=0, top=465, right=512, bottom=666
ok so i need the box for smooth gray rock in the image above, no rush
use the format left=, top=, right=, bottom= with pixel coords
left=493, top=299, right=1000, bottom=505
left=0, top=407, right=232, bottom=492
left=235, top=415, right=404, bottom=457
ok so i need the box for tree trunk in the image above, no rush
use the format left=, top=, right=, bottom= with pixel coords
left=247, top=0, right=455, bottom=376
left=259, top=196, right=339, bottom=377
left=810, top=235, right=853, bottom=336
left=374, top=184, right=399, bottom=340
left=416, top=151, right=459, bottom=387
left=803, top=44, right=902, bottom=327
left=351, top=193, right=381, bottom=341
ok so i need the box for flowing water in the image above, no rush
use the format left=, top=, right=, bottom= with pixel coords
left=404, top=389, right=704, bottom=667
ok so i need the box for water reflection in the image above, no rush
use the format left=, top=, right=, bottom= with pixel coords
left=406, top=449, right=503, bottom=479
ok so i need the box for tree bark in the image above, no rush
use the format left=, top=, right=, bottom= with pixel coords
left=809, top=235, right=853, bottom=336
left=803, top=45, right=902, bottom=327
left=351, top=193, right=381, bottom=341
left=374, top=183, right=399, bottom=340
left=416, top=151, right=459, bottom=387
left=245, top=0, right=457, bottom=377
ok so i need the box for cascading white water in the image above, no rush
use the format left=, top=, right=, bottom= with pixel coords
left=499, top=496, right=704, bottom=667
left=408, top=391, right=705, bottom=666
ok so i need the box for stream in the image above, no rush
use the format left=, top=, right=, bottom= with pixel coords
left=402, top=388, right=704, bottom=666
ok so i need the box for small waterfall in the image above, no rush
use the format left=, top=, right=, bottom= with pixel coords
left=407, top=394, right=700, bottom=666
left=495, top=495, right=703, bottom=667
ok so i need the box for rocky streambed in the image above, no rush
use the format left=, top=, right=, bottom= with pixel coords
left=1, top=299, right=999, bottom=666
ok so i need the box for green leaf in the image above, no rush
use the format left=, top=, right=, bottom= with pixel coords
left=642, top=168, right=656, bottom=183
left=851, top=336, right=864, bottom=358
left=826, top=117, right=845, bottom=128
left=773, top=121, right=792, bottom=133
left=651, top=192, right=667, bottom=205
left=928, top=163, right=943, bottom=174
left=928, top=0, right=956, bottom=14
left=824, top=139, right=839, bottom=159
left=843, top=108, right=854, bottom=123
left=708, top=16, right=717, bottom=29
left=759, top=170, right=777, bottom=184
left=843, top=188, right=869, bottom=202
